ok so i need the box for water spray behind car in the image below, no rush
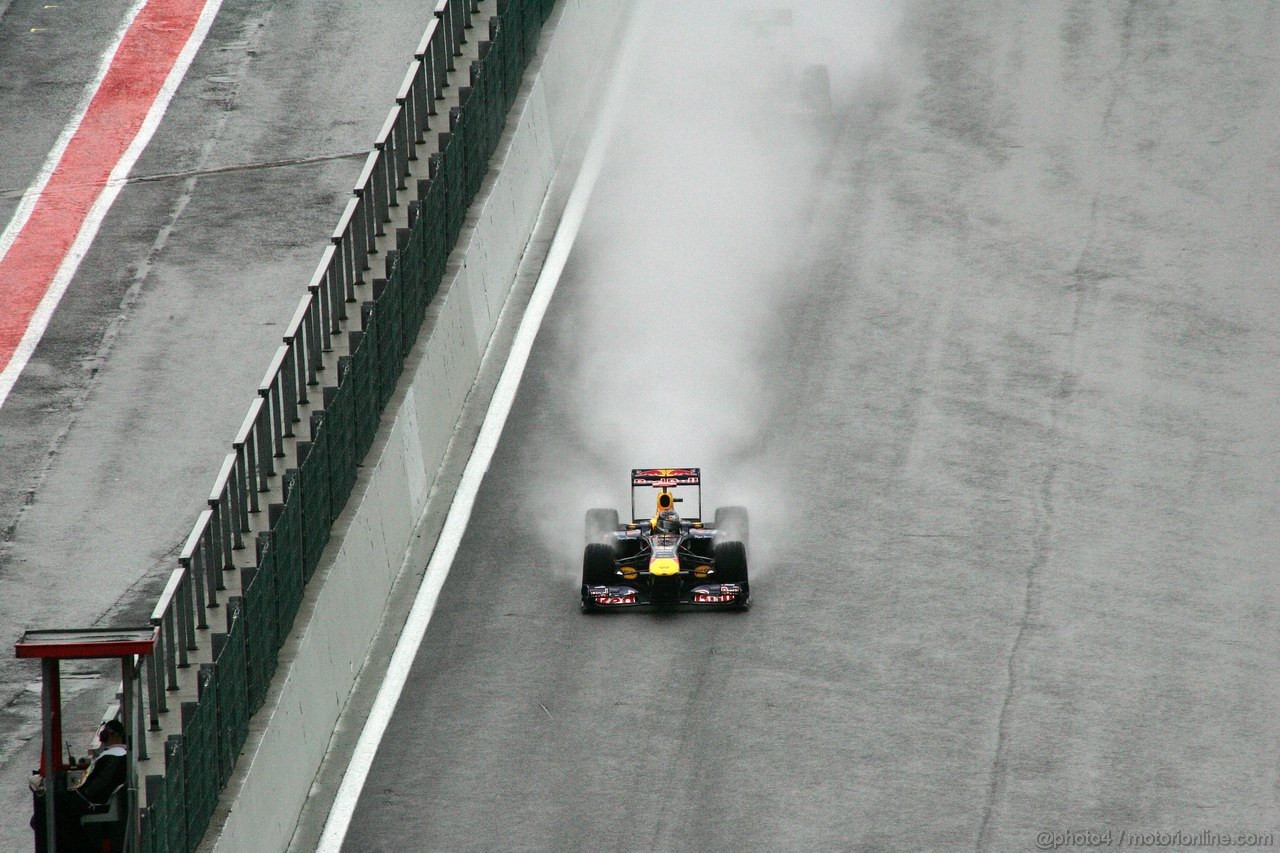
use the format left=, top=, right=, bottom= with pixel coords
left=521, top=0, right=903, bottom=588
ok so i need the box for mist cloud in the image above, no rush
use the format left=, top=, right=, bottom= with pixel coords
left=524, top=0, right=901, bottom=575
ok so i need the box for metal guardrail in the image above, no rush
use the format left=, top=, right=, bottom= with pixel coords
left=129, top=0, right=556, bottom=850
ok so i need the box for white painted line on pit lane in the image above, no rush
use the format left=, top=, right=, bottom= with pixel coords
left=314, top=11, right=647, bottom=851
left=0, top=0, right=225, bottom=411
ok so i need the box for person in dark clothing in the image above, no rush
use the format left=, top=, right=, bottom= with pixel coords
left=30, top=719, right=128, bottom=852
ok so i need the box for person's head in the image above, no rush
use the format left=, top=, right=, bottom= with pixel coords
left=98, top=720, right=125, bottom=747
left=655, top=509, right=681, bottom=535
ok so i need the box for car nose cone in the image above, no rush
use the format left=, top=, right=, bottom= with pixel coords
left=649, top=557, right=679, bottom=576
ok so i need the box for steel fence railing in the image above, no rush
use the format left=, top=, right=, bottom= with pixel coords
left=135, top=3, right=558, bottom=850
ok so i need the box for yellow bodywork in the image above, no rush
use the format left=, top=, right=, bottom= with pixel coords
left=649, top=557, right=680, bottom=576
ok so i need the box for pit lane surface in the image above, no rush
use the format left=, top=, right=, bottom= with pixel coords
left=0, top=1, right=431, bottom=847
left=338, top=2, right=1280, bottom=850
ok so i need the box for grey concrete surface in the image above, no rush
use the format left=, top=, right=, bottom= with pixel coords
left=0, top=1, right=436, bottom=848
left=339, top=1, right=1280, bottom=851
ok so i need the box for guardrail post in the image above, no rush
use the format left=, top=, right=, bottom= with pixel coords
left=354, top=192, right=372, bottom=264
left=311, top=284, right=331, bottom=359
left=398, top=84, right=419, bottom=159
left=209, top=455, right=238, bottom=560
left=335, top=229, right=355, bottom=302
left=305, top=288, right=325, bottom=371
left=394, top=110, right=411, bottom=187
left=386, top=131, right=401, bottom=197
left=227, top=456, right=246, bottom=551
left=163, top=609, right=180, bottom=687
left=430, top=25, right=448, bottom=101
left=392, top=115, right=408, bottom=193
left=146, top=650, right=162, bottom=726
left=452, top=0, right=467, bottom=47
left=350, top=216, right=370, bottom=286
left=282, top=349, right=299, bottom=431
left=235, top=398, right=265, bottom=513
left=209, top=510, right=226, bottom=592
left=325, top=248, right=345, bottom=326
left=284, top=297, right=310, bottom=410
left=179, top=547, right=207, bottom=633
left=382, top=139, right=400, bottom=210
left=371, top=146, right=390, bottom=230
left=210, top=492, right=232, bottom=570
left=355, top=181, right=374, bottom=258
left=177, top=564, right=202, bottom=640
left=413, top=60, right=430, bottom=138
left=147, top=617, right=168, bottom=712
left=435, top=3, right=456, bottom=71
left=232, top=441, right=251, bottom=527
left=260, top=379, right=282, bottom=460
left=203, top=521, right=225, bottom=595
left=338, top=231, right=354, bottom=298
left=134, top=658, right=149, bottom=760
left=253, top=397, right=274, bottom=489
left=351, top=207, right=370, bottom=282
left=181, top=571, right=198, bottom=654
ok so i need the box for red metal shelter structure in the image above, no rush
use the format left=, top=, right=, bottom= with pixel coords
left=16, top=627, right=156, bottom=853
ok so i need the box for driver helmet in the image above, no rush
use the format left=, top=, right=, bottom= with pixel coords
left=655, top=509, right=681, bottom=535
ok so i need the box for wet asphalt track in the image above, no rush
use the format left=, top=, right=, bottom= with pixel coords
left=338, top=2, right=1280, bottom=851
left=0, top=1, right=429, bottom=847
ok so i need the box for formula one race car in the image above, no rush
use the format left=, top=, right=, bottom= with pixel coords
left=581, top=468, right=750, bottom=611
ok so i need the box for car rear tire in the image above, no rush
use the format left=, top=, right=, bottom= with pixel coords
left=585, top=508, right=620, bottom=545
left=713, top=540, right=750, bottom=602
left=713, top=506, right=749, bottom=545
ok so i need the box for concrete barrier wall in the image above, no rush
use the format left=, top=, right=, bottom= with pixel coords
left=208, top=1, right=626, bottom=850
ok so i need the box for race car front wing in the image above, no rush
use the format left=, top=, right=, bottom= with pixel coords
left=583, top=583, right=747, bottom=609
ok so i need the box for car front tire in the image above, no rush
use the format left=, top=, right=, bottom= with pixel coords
left=713, top=540, right=750, bottom=606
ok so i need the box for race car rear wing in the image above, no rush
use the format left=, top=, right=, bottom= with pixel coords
left=631, top=468, right=700, bottom=487
left=631, top=468, right=702, bottom=522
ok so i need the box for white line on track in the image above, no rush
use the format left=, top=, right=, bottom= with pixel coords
left=0, top=0, right=225, bottom=411
left=314, top=8, right=648, bottom=849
